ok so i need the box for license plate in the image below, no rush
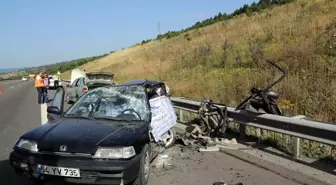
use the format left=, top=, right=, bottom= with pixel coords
left=37, top=165, right=80, bottom=177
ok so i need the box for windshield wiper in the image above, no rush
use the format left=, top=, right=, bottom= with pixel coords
left=64, top=114, right=95, bottom=120
left=94, top=116, right=131, bottom=122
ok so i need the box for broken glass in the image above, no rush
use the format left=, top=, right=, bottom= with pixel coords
left=65, top=85, right=150, bottom=122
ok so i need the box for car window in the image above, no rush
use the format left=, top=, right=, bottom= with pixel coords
left=65, top=85, right=150, bottom=122
left=52, top=90, right=64, bottom=111
left=71, top=79, right=79, bottom=87
left=75, top=78, right=82, bottom=86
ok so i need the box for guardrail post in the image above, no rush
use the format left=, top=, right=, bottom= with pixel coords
left=179, top=109, right=184, bottom=123
left=291, top=115, right=306, bottom=158
left=239, top=124, right=246, bottom=140
left=293, top=137, right=300, bottom=158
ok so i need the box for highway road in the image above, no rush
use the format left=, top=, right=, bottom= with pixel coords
left=0, top=79, right=42, bottom=184
left=0, top=79, right=327, bottom=185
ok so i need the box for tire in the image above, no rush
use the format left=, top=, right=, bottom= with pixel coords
left=14, top=168, right=24, bottom=176
left=130, top=144, right=150, bottom=185
left=31, top=179, right=44, bottom=185
left=163, top=128, right=176, bottom=148
left=269, top=104, right=282, bottom=115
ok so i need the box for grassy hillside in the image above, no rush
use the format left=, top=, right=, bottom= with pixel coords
left=0, top=53, right=108, bottom=80
left=62, top=0, right=336, bottom=158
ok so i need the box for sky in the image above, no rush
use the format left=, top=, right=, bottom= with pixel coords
left=0, top=0, right=255, bottom=69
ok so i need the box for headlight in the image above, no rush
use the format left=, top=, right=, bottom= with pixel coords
left=15, top=139, right=38, bottom=152
left=94, top=146, right=136, bottom=159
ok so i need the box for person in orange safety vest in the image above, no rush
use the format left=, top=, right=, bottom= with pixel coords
left=35, top=72, right=45, bottom=104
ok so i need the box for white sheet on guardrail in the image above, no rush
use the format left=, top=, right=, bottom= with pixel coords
left=149, top=96, right=177, bottom=142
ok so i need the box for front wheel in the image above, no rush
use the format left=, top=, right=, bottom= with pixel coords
left=31, top=179, right=44, bottom=185
left=161, top=128, right=176, bottom=148
left=130, top=144, right=150, bottom=185
left=270, top=105, right=282, bottom=115
left=268, top=102, right=282, bottom=115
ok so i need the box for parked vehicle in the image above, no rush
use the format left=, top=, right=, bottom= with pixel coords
left=21, top=77, right=28, bottom=82
left=235, top=60, right=286, bottom=115
left=66, top=72, right=116, bottom=104
left=9, top=79, right=177, bottom=185
left=48, top=75, right=62, bottom=89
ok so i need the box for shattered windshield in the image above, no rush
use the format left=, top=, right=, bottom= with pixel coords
left=65, top=85, right=150, bottom=122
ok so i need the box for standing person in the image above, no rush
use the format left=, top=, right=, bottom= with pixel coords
left=35, top=72, right=45, bottom=104
left=53, top=74, right=59, bottom=89
left=43, top=73, right=49, bottom=103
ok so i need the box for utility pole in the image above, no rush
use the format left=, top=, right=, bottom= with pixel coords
left=157, top=22, right=161, bottom=35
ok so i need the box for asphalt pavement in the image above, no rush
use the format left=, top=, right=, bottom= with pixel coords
left=0, top=80, right=324, bottom=185
left=0, top=79, right=41, bottom=184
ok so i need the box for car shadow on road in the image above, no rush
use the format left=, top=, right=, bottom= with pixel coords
left=0, top=160, right=78, bottom=185
left=0, top=159, right=28, bottom=185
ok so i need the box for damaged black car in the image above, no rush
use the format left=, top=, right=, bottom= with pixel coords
left=9, top=79, right=177, bottom=185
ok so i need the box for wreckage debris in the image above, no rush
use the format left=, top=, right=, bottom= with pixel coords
left=179, top=97, right=237, bottom=150
left=161, top=151, right=168, bottom=158
left=214, top=138, right=238, bottom=145
left=197, top=137, right=240, bottom=152
left=163, top=162, right=174, bottom=170
left=199, top=146, right=219, bottom=152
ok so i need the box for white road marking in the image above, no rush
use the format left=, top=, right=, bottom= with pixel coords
left=41, top=103, right=48, bottom=125
left=10, top=86, right=15, bottom=88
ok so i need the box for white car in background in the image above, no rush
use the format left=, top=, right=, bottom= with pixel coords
left=21, top=77, right=28, bottom=82
left=66, top=72, right=116, bottom=104
left=48, top=76, right=62, bottom=89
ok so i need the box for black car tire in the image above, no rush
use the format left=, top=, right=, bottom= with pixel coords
left=130, top=144, right=150, bottom=185
left=31, top=179, right=44, bottom=185
left=14, top=168, right=24, bottom=175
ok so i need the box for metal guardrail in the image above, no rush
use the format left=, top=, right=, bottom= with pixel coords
left=60, top=79, right=336, bottom=157
left=170, top=97, right=336, bottom=158
left=61, top=80, right=71, bottom=87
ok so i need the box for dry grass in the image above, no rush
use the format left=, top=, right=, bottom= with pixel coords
left=62, top=0, right=336, bottom=158
left=0, top=72, right=19, bottom=79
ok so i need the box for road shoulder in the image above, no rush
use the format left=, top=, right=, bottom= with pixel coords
left=220, top=145, right=336, bottom=185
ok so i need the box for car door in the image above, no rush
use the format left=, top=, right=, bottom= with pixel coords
left=75, top=77, right=85, bottom=98
left=67, top=78, right=79, bottom=100
left=47, top=88, right=65, bottom=122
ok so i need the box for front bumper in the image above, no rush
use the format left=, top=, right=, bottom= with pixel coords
left=9, top=149, right=141, bottom=185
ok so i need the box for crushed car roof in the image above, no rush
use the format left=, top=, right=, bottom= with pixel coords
left=119, top=79, right=165, bottom=87
left=86, top=72, right=114, bottom=76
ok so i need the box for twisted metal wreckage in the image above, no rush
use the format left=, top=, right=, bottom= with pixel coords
left=176, top=60, right=287, bottom=149
left=178, top=98, right=231, bottom=147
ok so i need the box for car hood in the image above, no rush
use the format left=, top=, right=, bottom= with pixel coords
left=21, top=118, right=148, bottom=154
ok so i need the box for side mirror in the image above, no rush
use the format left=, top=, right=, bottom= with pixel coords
left=47, top=106, right=61, bottom=115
